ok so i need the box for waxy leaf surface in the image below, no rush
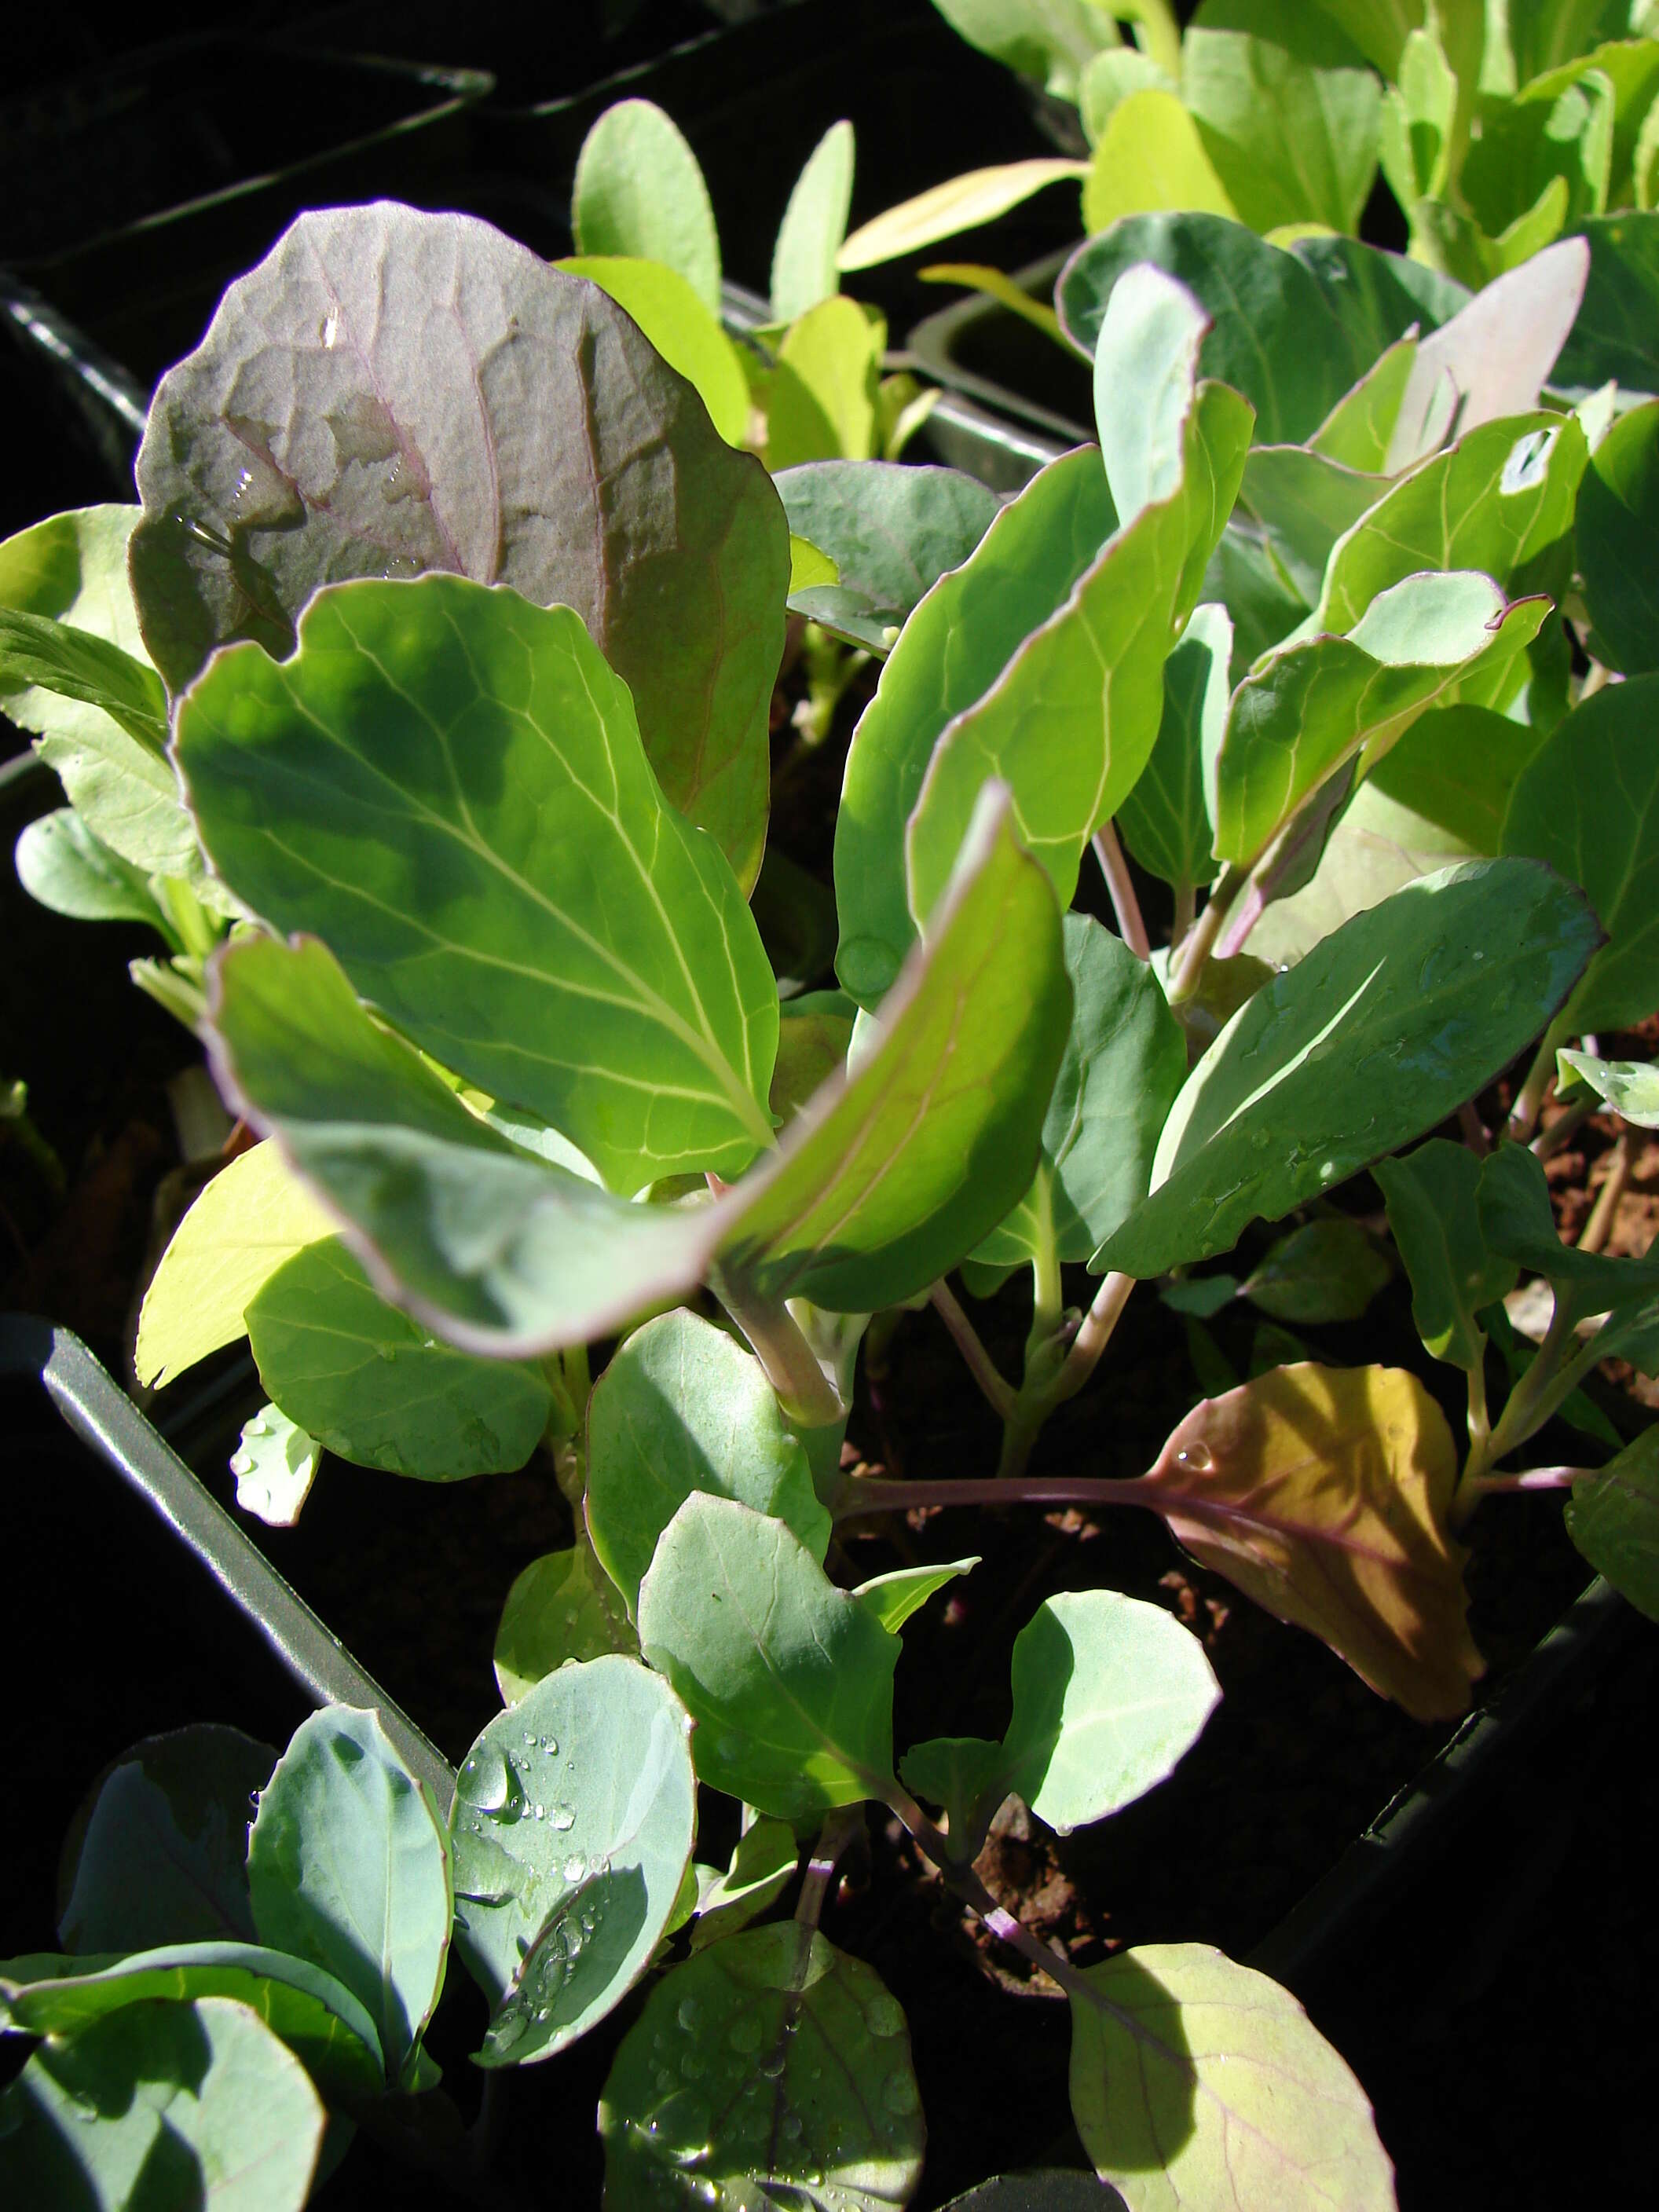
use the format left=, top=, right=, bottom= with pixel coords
left=180, top=576, right=778, bottom=1194
left=1374, top=1139, right=1518, bottom=1370
left=247, top=1705, right=451, bottom=2085
left=835, top=447, right=1115, bottom=1005
left=1068, top=1943, right=1395, bottom=2212
left=1500, top=673, right=1659, bottom=1035
left=1093, top=861, right=1599, bottom=1280
left=722, top=788, right=1071, bottom=1313
left=599, top=1925, right=924, bottom=2210
left=246, top=1236, right=551, bottom=1478
left=775, top=461, right=1000, bottom=633
left=1139, top=1364, right=1479, bottom=1719
left=0, top=1996, right=326, bottom=2211
left=449, top=1658, right=695, bottom=2067
left=586, top=1309, right=830, bottom=1613
left=130, top=204, right=786, bottom=885
left=14, top=810, right=170, bottom=933
left=638, top=1495, right=899, bottom=1818
left=1565, top=1426, right=1659, bottom=1623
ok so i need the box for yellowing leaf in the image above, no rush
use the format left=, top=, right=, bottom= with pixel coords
left=1133, top=1363, right=1481, bottom=1720
left=136, top=1140, right=339, bottom=1386
left=1082, top=90, right=1239, bottom=235
left=837, top=161, right=1087, bottom=271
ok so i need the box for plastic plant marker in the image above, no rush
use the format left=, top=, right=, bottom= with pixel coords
left=136, top=1139, right=339, bottom=1387
left=448, top=1657, right=696, bottom=2067
left=687, top=1818, right=799, bottom=1951
left=638, top=1495, right=899, bottom=1819
left=247, top=1706, right=451, bottom=2087
left=129, top=206, right=786, bottom=890
left=994, top=1591, right=1220, bottom=1833
left=1093, top=859, right=1599, bottom=1281
left=230, top=1404, right=321, bottom=1527
left=14, top=808, right=174, bottom=933
left=971, top=916, right=1188, bottom=1270
left=906, top=274, right=1251, bottom=936
left=1500, top=673, right=1659, bottom=1035
left=721, top=786, right=1072, bottom=1314
left=493, top=1543, right=636, bottom=1705
left=1082, top=88, right=1240, bottom=233
left=1239, top=1218, right=1392, bottom=1325
left=837, top=159, right=1087, bottom=271
left=1576, top=395, right=1659, bottom=675
left=1375, top=1140, right=1518, bottom=1371
left=835, top=446, right=1115, bottom=1006
left=1139, top=1363, right=1479, bottom=1719
left=1558, top=1049, right=1659, bottom=1126
left=179, top=576, right=778, bottom=1195
left=1213, top=573, right=1547, bottom=870
left=58, top=1726, right=275, bottom=1957
left=587, top=1309, right=830, bottom=1616
left=0, top=1943, right=384, bottom=2103
left=1068, top=1944, right=1395, bottom=2212
left=1554, top=211, right=1659, bottom=394
left=1116, top=601, right=1230, bottom=893
left=774, top=460, right=1000, bottom=632
left=1565, top=1426, right=1659, bottom=1622
left=245, top=1237, right=551, bottom=1479
left=854, top=1556, right=980, bottom=1634
left=599, top=1923, right=924, bottom=2210
left=571, top=98, right=722, bottom=315
left=765, top=296, right=883, bottom=472
left=553, top=256, right=750, bottom=447
left=0, top=1995, right=326, bottom=2212
left=772, top=119, right=857, bottom=323
left=204, top=935, right=731, bottom=1356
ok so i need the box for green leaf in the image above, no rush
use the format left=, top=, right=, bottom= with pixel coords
left=1565, top=1425, right=1659, bottom=1621
left=835, top=446, right=1115, bottom=1005
left=449, top=1657, right=696, bottom=2067
left=1478, top=1141, right=1659, bottom=1307
left=1500, top=673, right=1659, bottom=1034
left=1313, top=412, right=1588, bottom=635
left=1236, top=446, right=1393, bottom=609
left=1289, top=232, right=1468, bottom=371
left=1082, top=90, right=1240, bottom=233
left=554, top=255, right=750, bottom=447
left=896, top=1735, right=1005, bottom=1842
left=0, top=1996, right=326, bottom=2211
left=13, top=808, right=171, bottom=934
left=993, top=1591, right=1220, bottom=1835
left=204, top=935, right=729, bottom=1356
left=773, top=460, right=1001, bottom=635
left=854, top=1556, right=980, bottom=1633
left=572, top=99, right=721, bottom=315
left=766, top=297, right=884, bottom=469
left=772, top=119, right=856, bottom=323
left=247, top=1705, right=451, bottom=2086
left=929, top=0, right=1119, bottom=101
left=1200, top=520, right=1310, bottom=671
left=586, top=1309, right=832, bottom=1614
left=599, top=1924, right=924, bottom=2209
left=906, top=273, right=1251, bottom=931
left=1577, top=395, right=1659, bottom=673
left=837, top=159, right=1089, bottom=271
left=245, top=1237, right=551, bottom=1478
left=1462, top=67, right=1615, bottom=243
left=1081, top=46, right=1177, bottom=143
left=1312, top=334, right=1419, bottom=474
left=721, top=786, right=1071, bottom=1313
left=1116, top=602, right=1230, bottom=892
left=1239, top=1218, right=1391, bottom=1323
left=1364, top=701, right=1548, bottom=855
left=972, top=915, right=1188, bottom=1269
left=1214, top=573, right=1548, bottom=869
left=1374, top=1139, right=1518, bottom=1369
left=129, top=206, right=786, bottom=890
left=771, top=994, right=856, bottom=1124
left=58, top=1727, right=274, bottom=1957
left=1182, top=2, right=1382, bottom=235
left=687, top=1817, right=800, bottom=1951
left=493, top=1541, right=637, bottom=1705
left=0, top=605, right=167, bottom=760
left=180, top=574, right=778, bottom=1194
left=638, top=1495, right=899, bottom=1818
left=1557, top=1047, right=1659, bottom=1126
left=1095, top=860, right=1600, bottom=1279
left=229, top=1404, right=321, bottom=1528
left=135, top=1140, right=339, bottom=1388
left=0, top=1943, right=383, bottom=2103
left=1068, top=1943, right=1395, bottom=2212
left=1555, top=211, right=1659, bottom=395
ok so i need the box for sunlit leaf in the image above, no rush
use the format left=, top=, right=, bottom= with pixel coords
left=554, top=255, right=749, bottom=446
left=766, top=297, right=884, bottom=470
left=572, top=99, right=720, bottom=313
left=854, top=1556, right=980, bottom=1634
left=1557, top=1048, right=1659, bottom=1127
left=772, top=119, right=856, bottom=322
left=688, top=1818, right=800, bottom=1951
left=1082, top=90, right=1240, bottom=233
left=838, top=160, right=1087, bottom=270
left=229, top=1404, right=321, bottom=1528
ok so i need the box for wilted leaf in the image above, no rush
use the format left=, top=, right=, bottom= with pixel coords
left=1131, top=1363, right=1480, bottom=1719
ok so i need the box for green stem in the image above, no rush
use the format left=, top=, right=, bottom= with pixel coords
left=796, top=1805, right=863, bottom=1930
left=884, top=1780, right=1090, bottom=1998
left=930, top=1280, right=1017, bottom=1421
left=1507, top=1015, right=1572, bottom=1144
left=1166, top=866, right=1243, bottom=1007
left=995, top=1270, right=1135, bottom=1482
left=712, top=1266, right=847, bottom=1429
left=1455, top=1288, right=1585, bottom=1522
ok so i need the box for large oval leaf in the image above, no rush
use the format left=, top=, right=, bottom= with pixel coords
left=599, top=1925, right=925, bottom=2210
left=247, top=1706, right=452, bottom=2087
left=1093, top=859, right=1599, bottom=1280
left=178, top=574, right=778, bottom=1193
left=449, top=1657, right=696, bottom=2067
left=638, top=1494, right=898, bottom=1819
left=130, top=203, right=786, bottom=888
left=572, top=100, right=721, bottom=313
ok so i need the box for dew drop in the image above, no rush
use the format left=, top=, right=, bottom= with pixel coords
left=563, top=1853, right=587, bottom=1883
left=551, top=1804, right=577, bottom=1831
left=1174, top=1442, right=1214, bottom=1474
left=863, top=1992, right=906, bottom=2037
left=677, top=1997, right=702, bottom=2033
left=760, top=2050, right=786, bottom=2079
left=780, top=2113, right=803, bottom=2141
left=321, top=311, right=339, bottom=348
